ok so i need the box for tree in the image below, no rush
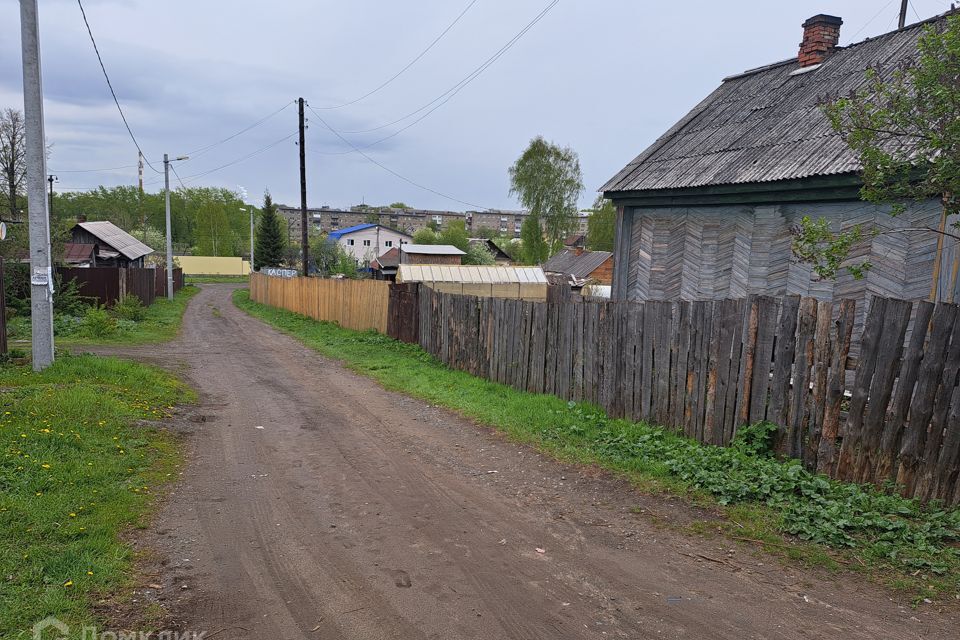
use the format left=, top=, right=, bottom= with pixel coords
left=388, top=202, right=410, bottom=209
left=413, top=228, right=438, bottom=245
left=309, top=234, right=358, bottom=277
left=585, top=197, right=616, bottom=252
left=439, top=219, right=470, bottom=252
left=793, top=14, right=960, bottom=279
left=519, top=214, right=548, bottom=264
left=254, top=191, right=285, bottom=269
left=0, top=108, right=25, bottom=221
left=509, top=136, right=584, bottom=254
left=463, top=242, right=495, bottom=265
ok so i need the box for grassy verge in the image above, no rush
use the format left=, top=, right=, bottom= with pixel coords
left=185, top=275, right=248, bottom=284
left=234, top=289, right=960, bottom=604
left=0, top=354, right=192, bottom=636
left=8, top=286, right=199, bottom=349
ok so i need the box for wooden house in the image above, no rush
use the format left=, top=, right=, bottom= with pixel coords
left=399, top=244, right=465, bottom=265
left=69, top=220, right=153, bottom=268
left=602, top=12, right=957, bottom=305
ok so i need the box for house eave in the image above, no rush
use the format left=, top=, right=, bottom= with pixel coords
left=604, top=174, right=865, bottom=208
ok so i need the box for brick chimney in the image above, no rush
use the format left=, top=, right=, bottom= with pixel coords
left=799, top=14, right=843, bottom=67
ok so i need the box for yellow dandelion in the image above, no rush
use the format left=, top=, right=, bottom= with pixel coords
left=41, top=464, right=50, bottom=469
left=63, top=580, right=73, bottom=587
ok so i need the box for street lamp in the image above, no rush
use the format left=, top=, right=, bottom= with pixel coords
left=163, top=154, right=188, bottom=300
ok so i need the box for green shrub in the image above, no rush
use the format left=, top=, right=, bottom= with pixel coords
left=53, top=314, right=82, bottom=337
left=113, top=294, right=146, bottom=321
left=78, top=305, right=116, bottom=338
left=54, top=274, right=93, bottom=316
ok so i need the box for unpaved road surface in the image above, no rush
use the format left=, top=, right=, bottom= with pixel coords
left=98, top=285, right=956, bottom=639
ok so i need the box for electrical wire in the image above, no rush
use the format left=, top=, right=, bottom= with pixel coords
left=849, top=0, right=898, bottom=40
left=178, top=132, right=299, bottom=184
left=76, top=0, right=161, bottom=174
left=183, top=100, right=296, bottom=159
left=49, top=164, right=139, bottom=173
left=328, top=0, right=558, bottom=139
left=312, top=0, right=479, bottom=110
left=306, top=103, right=492, bottom=211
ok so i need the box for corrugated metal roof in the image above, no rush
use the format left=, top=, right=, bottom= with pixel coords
left=400, top=244, right=466, bottom=255
left=397, top=265, right=547, bottom=284
left=62, top=243, right=95, bottom=263
left=543, top=249, right=612, bottom=278
left=602, top=13, right=951, bottom=194
left=327, top=223, right=377, bottom=240
left=75, top=221, right=153, bottom=260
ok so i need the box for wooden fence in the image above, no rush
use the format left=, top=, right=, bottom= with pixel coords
left=250, top=273, right=390, bottom=333
left=394, top=287, right=960, bottom=505
left=57, top=267, right=183, bottom=307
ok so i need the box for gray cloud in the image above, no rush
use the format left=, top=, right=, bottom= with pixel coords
left=1, top=0, right=941, bottom=209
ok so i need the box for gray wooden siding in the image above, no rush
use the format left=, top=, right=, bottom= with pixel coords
left=616, top=199, right=945, bottom=306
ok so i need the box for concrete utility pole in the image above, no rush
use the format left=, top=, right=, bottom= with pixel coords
left=899, top=0, right=909, bottom=28
left=164, top=154, right=174, bottom=300
left=163, top=154, right=188, bottom=299
left=298, top=97, right=309, bottom=277
left=249, top=208, right=255, bottom=273
left=20, top=0, right=54, bottom=370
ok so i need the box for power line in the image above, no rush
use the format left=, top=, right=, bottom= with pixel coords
left=849, top=0, right=898, bottom=40
left=312, top=0, right=479, bottom=110
left=50, top=164, right=139, bottom=173
left=327, top=0, right=559, bottom=141
left=306, top=102, right=492, bottom=211
left=183, top=100, right=296, bottom=159
left=76, top=0, right=161, bottom=174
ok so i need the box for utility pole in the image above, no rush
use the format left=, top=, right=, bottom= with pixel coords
left=249, top=208, right=255, bottom=273
left=899, top=0, right=909, bottom=28
left=20, top=0, right=54, bottom=370
left=163, top=154, right=173, bottom=300
left=138, top=151, right=145, bottom=241
left=163, top=154, right=188, bottom=299
left=298, top=97, right=309, bottom=277
left=47, top=174, right=56, bottom=218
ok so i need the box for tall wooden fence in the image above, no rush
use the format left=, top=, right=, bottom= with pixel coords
left=396, top=287, right=960, bottom=505
left=250, top=273, right=389, bottom=333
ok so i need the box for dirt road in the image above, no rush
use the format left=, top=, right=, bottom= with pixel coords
left=105, top=285, right=955, bottom=639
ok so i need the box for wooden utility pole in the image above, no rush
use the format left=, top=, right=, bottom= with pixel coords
left=298, top=97, right=309, bottom=277
left=899, top=0, right=909, bottom=28
left=47, top=174, right=56, bottom=218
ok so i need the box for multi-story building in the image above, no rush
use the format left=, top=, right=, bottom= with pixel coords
left=276, top=205, right=532, bottom=242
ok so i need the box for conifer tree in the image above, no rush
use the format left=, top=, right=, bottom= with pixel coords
left=254, top=191, right=285, bottom=269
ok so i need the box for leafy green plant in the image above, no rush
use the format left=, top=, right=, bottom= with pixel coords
left=53, top=274, right=93, bottom=316
left=112, top=294, right=146, bottom=322
left=78, top=305, right=116, bottom=339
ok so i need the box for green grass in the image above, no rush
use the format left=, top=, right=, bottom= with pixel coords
left=0, top=354, right=191, bottom=636
left=234, top=288, right=960, bottom=603
left=185, top=275, right=249, bottom=284
left=7, top=286, right=200, bottom=349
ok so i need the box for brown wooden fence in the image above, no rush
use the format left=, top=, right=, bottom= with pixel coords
left=250, top=273, right=389, bottom=333
left=57, top=267, right=184, bottom=307
left=389, top=287, right=960, bottom=505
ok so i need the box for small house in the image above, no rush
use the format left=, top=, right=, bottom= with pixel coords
left=328, top=223, right=412, bottom=266
left=69, top=220, right=153, bottom=268
left=602, top=11, right=957, bottom=305
left=400, top=244, right=465, bottom=265
left=371, top=247, right=401, bottom=281
left=61, top=243, right=97, bottom=267
left=543, top=248, right=614, bottom=289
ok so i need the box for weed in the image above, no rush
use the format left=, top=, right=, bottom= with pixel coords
left=113, top=295, right=146, bottom=322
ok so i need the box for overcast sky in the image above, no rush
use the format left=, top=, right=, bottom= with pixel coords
left=1, top=0, right=954, bottom=211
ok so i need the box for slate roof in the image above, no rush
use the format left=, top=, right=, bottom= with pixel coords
left=543, top=249, right=612, bottom=278
left=400, top=244, right=466, bottom=256
left=602, top=12, right=954, bottom=194
left=74, top=221, right=153, bottom=260
left=397, top=265, right=547, bottom=284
